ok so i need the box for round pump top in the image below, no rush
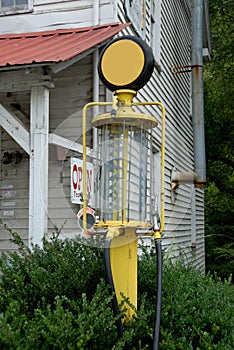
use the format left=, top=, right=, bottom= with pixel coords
left=98, top=35, right=155, bottom=92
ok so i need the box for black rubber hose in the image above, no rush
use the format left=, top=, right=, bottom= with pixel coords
left=153, top=238, right=162, bottom=350
left=104, top=238, right=124, bottom=337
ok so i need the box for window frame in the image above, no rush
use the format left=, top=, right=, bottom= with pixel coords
left=0, top=0, right=32, bottom=16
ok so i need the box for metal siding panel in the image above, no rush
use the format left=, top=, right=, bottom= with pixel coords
left=0, top=23, right=129, bottom=67
left=117, top=0, right=204, bottom=268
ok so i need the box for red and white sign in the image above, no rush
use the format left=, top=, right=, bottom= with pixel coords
left=77, top=207, right=95, bottom=218
left=71, top=157, right=94, bottom=205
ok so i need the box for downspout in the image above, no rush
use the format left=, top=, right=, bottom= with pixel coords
left=93, top=1, right=99, bottom=170
left=191, top=0, right=206, bottom=184
left=93, top=50, right=99, bottom=152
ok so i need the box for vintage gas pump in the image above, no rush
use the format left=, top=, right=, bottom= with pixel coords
left=81, top=36, right=165, bottom=349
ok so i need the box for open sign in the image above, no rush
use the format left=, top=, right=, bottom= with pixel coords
left=71, top=157, right=94, bottom=205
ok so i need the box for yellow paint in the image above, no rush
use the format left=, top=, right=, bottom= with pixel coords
left=92, top=90, right=158, bottom=130
left=154, top=231, right=162, bottom=240
left=101, top=40, right=145, bottom=86
left=106, top=226, right=120, bottom=239
left=115, top=89, right=136, bottom=105
left=110, top=229, right=138, bottom=318
left=94, top=220, right=152, bottom=229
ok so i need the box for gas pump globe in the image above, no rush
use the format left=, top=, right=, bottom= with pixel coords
left=81, top=36, right=166, bottom=347
left=93, top=89, right=157, bottom=226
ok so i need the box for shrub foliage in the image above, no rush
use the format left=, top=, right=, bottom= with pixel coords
left=0, top=230, right=233, bottom=349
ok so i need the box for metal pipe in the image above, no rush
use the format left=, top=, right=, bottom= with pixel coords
left=82, top=101, right=112, bottom=231
left=191, top=0, right=206, bottom=182
left=92, top=50, right=99, bottom=151
left=92, top=0, right=99, bottom=163
left=122, top=127, right=128, bottom=223
left=92, top=49, right=99, bottom=213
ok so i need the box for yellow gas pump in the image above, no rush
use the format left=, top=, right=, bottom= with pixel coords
left=81, top=36, right=165, bottom=349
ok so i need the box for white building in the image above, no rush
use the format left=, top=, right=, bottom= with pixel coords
left=0, top=0, right=210, bottom=271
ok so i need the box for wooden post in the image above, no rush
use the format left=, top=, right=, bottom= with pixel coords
left=29, top=86, right=49, bottom=248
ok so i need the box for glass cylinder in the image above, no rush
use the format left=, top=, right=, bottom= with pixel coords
left=94, top=122, right=150, bottom=225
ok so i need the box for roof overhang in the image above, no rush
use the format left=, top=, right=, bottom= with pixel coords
left=0, top=22, right=130, bottom=73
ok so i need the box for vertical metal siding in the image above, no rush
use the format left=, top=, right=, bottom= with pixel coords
left=117, top=0, right=204, bottom=269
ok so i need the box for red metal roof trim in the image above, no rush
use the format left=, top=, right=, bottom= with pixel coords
left=0, top=22, right=130, bottom=67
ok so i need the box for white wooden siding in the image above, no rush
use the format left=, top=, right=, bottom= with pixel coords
left=47, top=56, right=93, bottom=236
left=0, top=129, right=29, bottom=252
left=0, top=0, right=114, bottom=34
left=0, top=56, right=93, bottom=248
left=0, top=96, right=30, bottom=253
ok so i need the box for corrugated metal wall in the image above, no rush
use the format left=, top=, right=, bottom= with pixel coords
left=117, top=0, right=205, bottom=270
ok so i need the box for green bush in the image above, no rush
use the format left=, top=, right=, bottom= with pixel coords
left=0, top=229, right=233, bottom=349
left=159, top=262, right=233, bottom=349
left=0, top=229, right=105, bottom=316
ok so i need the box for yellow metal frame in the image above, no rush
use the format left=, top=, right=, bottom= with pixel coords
left=82, top=96, right=165, bottom=236
left=131, top=101, right=166, bottom=239
left=82, top=101, right=112, bottom=232
left=82, top=92, right=165, bottom=317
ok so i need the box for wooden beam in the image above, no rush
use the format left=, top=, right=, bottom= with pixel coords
left=0, top=80, right=55, bottom=93
left=0, top=103, right=30, bottom=154
left=49, top=133, right=93, bottom=157
left=29, top=86, right=49, bottom=248
left=0, top=68, right=55, bottom=92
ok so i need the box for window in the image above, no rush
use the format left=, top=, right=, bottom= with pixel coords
left=0, top=0, right=31, bottom=14
left=150, top=0, right=161, bottom=67
left=124, top=0, right=146, bottom=39
left=1, top=0, right=27, bottom=6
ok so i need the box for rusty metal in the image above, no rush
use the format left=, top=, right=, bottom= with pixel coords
left=0, top=23, right=130, bottom=68
left=170, top=64, right=203, bottom=74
